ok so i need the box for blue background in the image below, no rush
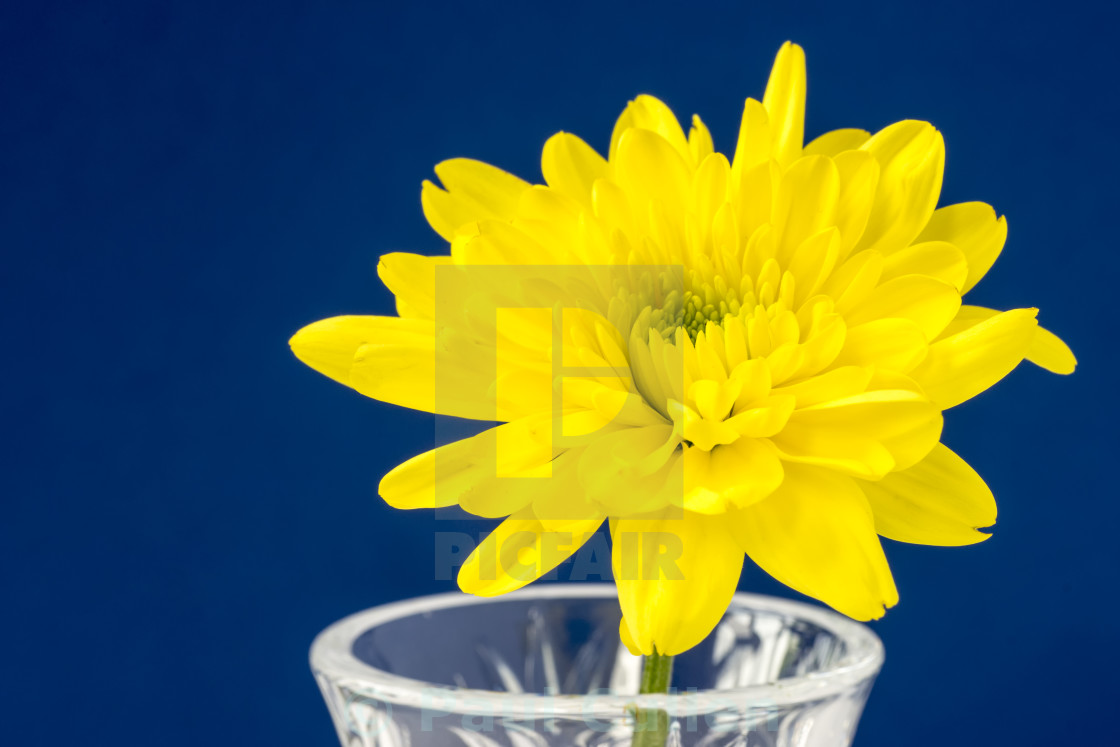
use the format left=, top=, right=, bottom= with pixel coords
left=3, top=1, right=1116, bottom=744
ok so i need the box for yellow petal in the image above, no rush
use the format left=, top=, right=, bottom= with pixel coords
left=730, top=98, right=771, bottom=177
left=613, top=127, right=691, bottom=231
left=376, top=252, right=450, bottom=320
left=784, top=313, right=847, bottom=381
left=609, top=94, right=690, bottom=165
left=378, top=416, right=554, bottom=510
left=726, top=395, right=796, bottom=438
left=591, top=176, right=635, bottom=236
left=680, top=405, right=738, bottom=451
left=787, top=227, right=841, bottom=304
left=1027, top=325, right=1077, bottom=375
left=461, top=434, right=570, bottom=518
left=692, top=152, right=732, bottom=228
left=529, top=450, right=603, bottom=526
left=454, top=218, right=550, bottom=265
left=875, top=401, right=944, bottom=472
left=773, top=366, right=872, bottom=408
left=688, top=114, right=715, bottom=165
left=824, top=249, right=883, bottom=314
left=729, top=357, right=772, bottom=408
left=420, top=180, right=471, bottom=243
left=629, top=328, right=677, bottom=417
left=856, top=121, right=945, bottom=256
left=458, top=482, right=538, bottom=518
left=773, top=429, right=885, bottom=480
left=762, top=41, right=806, bottom=167
left=289, top=315, right=410, bottom=387
left=803, top=128, right=871, bottom=156
left=540, top=132, right=608, bottom=208
left=730, top=463, right=898, bottom=620
left=910, top=307, right=1039, bottom=409
left=772, top=390, right=942, bottom=479
left=772, top=155, right=839, bottom=262
left=938, top=305, right=1077, bottom=375
left=619, top=617, right=642, bottom=656
left=857, top=443, right=996, bottom=546
left=459, top=509, right=604, bottom=596
left=613, top=511, right=744, bottom=655
left=591, top=387, right=669, bottom=428
left=379, top=446, right=477, bottom=511
left=578, top=425, right=682, bottom=512
left=832, top=150, right=880, bottom=257
left=880, top=241, right=969, bottom=292
left=844, top=274, right=961, bottom=341
left=737, top=161, right=779, bottom=243
left=683, top=438, right=784, bottom=514
left=421, top=159, right=531, bottom=241
left=915, top=202, right=1007, bottom=294
left=290, top=315, right=498, bottom=419
left=689, top=378, right=740, bottom=422
left=353, top=339, right=478, bottom=418
left=833, top=318, right=929, bottom=372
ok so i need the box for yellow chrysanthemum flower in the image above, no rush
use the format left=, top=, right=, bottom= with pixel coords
left=291, top=42, right=1075, bottom=657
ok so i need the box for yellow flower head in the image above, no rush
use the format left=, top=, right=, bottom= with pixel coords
left=291, top=42, right=1075, bottom=656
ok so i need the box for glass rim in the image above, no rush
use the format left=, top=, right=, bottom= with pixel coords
left=310, top=583, right=884, bottom=717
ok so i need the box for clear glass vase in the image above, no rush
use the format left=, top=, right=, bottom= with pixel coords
left=311, top=584, right=883, bottom=747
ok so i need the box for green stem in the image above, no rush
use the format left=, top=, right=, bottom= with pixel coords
left=639, top=652, right=674, bottom=695
left=632, top=653, right=674, bottom=747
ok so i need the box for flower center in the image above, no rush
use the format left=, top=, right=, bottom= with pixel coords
left=680, top=285, right=741, bottom=342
